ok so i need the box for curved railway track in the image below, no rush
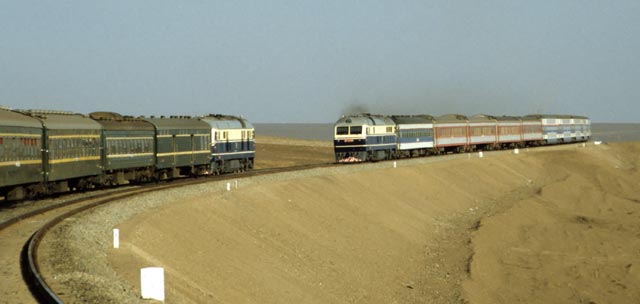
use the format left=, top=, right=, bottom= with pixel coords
left=0, top=163, right=335, bottom=303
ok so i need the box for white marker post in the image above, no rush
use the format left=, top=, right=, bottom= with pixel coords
left=141, top=267, right=165, bottom=301
left=393, top=161, right=397, bottom=168
left=479, top=151, right=484, bottom=158
left=113, top=229, right=119, bottom=249
left=234, top=180, right=238, bottom=189
left=514, top=148, right=520, bottom=154
left=226, top=182, right=231, bottom=191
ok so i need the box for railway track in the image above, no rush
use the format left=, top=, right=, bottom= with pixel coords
left=0, top=163, right=336, bottom=303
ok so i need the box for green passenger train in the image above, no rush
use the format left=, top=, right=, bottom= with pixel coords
left=0, top=108, right=255, bottom=201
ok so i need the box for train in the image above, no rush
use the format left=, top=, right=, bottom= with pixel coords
left=333, top=113, right=591, bottom=162
left=0, top=107, right=255, bottom=200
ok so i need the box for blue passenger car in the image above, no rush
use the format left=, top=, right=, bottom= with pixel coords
left=526, top=114, right=590, bottom=144
left=390, top=115, right=435, bottom=158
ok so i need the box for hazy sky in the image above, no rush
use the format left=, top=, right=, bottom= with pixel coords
left=1, top=1, right=638, bottom=123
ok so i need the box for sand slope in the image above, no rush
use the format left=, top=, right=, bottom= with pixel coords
left=463, top=143, right=640, bottom=303
left=109, top=142, right=640, bottom=303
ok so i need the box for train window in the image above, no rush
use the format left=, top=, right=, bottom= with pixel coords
left=350, top=126, right=362, bottom=135
left=336, top=127, right=348, bottom=135
left=452, top=128, right=464, bottom=137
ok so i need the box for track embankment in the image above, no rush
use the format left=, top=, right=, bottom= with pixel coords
left=42, top=141, right=640, bottom=303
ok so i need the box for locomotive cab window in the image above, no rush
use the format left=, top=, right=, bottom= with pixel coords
left=350, top=126, right=362, bottom=135
left=336, top=127, right=348, bottom=135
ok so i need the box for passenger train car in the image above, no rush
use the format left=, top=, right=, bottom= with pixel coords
left=0, top=108, right=45, bottom=198
left=390, top=115, right=434, bottom=158
left=0, top=107, right=255, bottom=201
left=142, top=115, right=211, bottom=179
left=334, top=113, right=591, bottom=162
left=14, top=110, right=103, bottom=195
left=90, top=112, right=156, bottom=185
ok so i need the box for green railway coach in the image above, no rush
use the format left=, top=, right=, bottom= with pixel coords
left=22, top=110, right=103, bottom=194
left=0, top=108, right=44, bottom=199
left=90, top=112, right=155, bottom=185
left=143, top=116, right=211, bottom=178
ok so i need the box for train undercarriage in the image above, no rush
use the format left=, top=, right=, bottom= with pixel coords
left=1, top=157, right=255, bottom=202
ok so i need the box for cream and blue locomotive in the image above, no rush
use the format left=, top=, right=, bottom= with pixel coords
left=200, top=114, right=255, bottom=174
left=333, top=114, right=397, bottom=162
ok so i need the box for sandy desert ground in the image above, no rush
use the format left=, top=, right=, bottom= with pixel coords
left=101, top=138, right=640, bottom=303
